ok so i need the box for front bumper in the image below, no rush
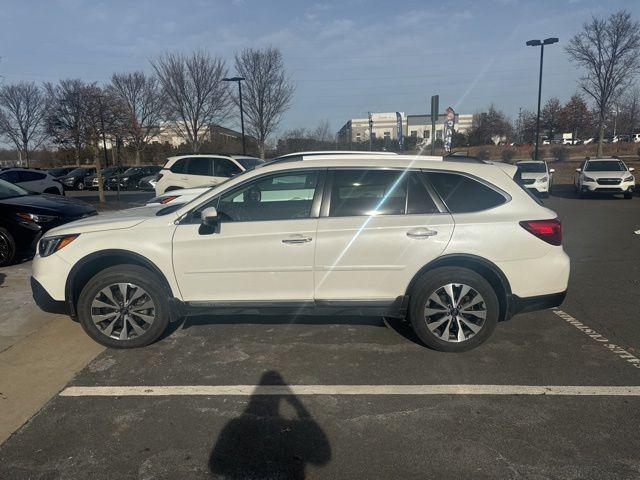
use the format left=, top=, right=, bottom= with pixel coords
left=31, top=276, right=70, bottom=315
left=581, top=182, right=634, bottom=193
left=523, top=183, right=549, bottom=193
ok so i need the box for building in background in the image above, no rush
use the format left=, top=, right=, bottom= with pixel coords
left=406, top=113, right=472, bottom=146
left=337, top=112, right=406, bottom=144
left=337, top=111, right=472, bottom=146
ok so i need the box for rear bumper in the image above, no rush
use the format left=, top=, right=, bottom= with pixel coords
left=31, top=276, right=70, bottom=315
left=509, top=290, right=566, bottom=317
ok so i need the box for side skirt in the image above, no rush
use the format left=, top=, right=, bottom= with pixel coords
left=177, top=296, right=409, bottom=319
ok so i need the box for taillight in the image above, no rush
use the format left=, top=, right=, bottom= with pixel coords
left=519, top=219, right=562, bottom=246
left=159, top=195, right=178, bottom=204
left=155, top=173, right=163, bottom=181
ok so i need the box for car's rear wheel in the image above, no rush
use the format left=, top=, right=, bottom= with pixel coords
left=77, top=265, right=173, bottom=348
left=76, top=181, right=85, bottom=191
left=409, top=267, right=499, bottom=352
left=0, top=228, right=17, bottom=267
left=43, top=187, right=61, bottom=194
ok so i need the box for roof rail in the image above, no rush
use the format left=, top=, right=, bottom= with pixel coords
left=443, top=153, right=486, bottom=164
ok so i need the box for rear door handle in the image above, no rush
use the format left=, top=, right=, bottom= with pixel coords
left=407, top=227, right=438, bottom=239
left=282, top=235, right=312, bottom=244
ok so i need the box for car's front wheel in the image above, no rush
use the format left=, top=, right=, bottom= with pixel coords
left=409, top=267, right=499, bottom=352
left=77, top=265, right=173, bottom=348
left=0, top=228, right=17, bottom=267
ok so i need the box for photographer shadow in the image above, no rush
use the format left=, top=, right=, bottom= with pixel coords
left=209, top=370, right=331, bottom=479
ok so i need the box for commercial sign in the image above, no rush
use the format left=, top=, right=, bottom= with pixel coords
left=443, top=106, right=456, bottom=153
left=396, top=112, right=403, bottom=150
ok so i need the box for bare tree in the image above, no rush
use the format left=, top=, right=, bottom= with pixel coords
left=0, top=82, right=48, bottom=167
left=108, top=72, right=162, bottom=165
left=313, top=119, right=334, bottom=142
left=234, top=47, right=295, bottom=158
left=541, top=97, right=562, bottom=140
left=83, top=85, right=126, bottom=202
left=152, top=51, right=231, bottom=153
left=559, top=94, right=594, bottom=140
left=566, top=10, right=640, bottom=156
left=45, top=79, right=91, bottom=167
left=615, top=87, right=640, bottom=135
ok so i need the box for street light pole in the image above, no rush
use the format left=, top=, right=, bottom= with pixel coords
left=526, top=37, right=558, bottom=161
left=223, top=76, right=246, bottom=155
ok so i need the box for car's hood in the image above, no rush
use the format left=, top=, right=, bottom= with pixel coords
left=583, top=171, right=631, bottom=179
left=0, top=193, right=95, bottom=216
left=45, top=205, right=166, bottom=236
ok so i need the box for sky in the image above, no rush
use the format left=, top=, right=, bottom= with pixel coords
left=1, top=0, right=639, bottom=138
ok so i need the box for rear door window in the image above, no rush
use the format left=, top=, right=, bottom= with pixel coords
left=214, top=158, right=242, bottom=178
left=329, top=169, right=408, bottom=217
left=426, top=172, right=506, bottom=213
left=185, top=157, right=213, bottom=176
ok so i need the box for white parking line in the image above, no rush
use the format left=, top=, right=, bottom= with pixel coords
left=59, top=385, right=640, bottom=397
left=553, top=309, right=640, bottom=369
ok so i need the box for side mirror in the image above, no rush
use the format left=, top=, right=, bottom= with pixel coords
left=549, top=168, right=555, bottom=173
left=629, top=167, right=635, bottom=172
left=575, top=168, right=581, bottom=172
left=201, top=207, right=218, bottom=227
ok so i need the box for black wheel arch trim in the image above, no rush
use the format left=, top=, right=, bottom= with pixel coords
left=64, top=249, right=174, bottom=317
left=405, top=253, right=513, bottom=322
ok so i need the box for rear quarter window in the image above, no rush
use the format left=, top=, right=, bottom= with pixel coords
left=426, top=172, right=506, bottom=213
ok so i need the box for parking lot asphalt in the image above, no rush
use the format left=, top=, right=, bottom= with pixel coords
left=1, top=186, right=639, bottom=479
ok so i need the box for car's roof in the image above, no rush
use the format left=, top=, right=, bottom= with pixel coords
left=166, top=154, right=259, bottom=161
left=586, top=158, right=623, bottom=162
left=516, top=160, right=545, bottom=164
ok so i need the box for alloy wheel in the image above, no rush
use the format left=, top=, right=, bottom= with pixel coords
left=0, top=231, right=11, bottom=264
left=90, top=282, right=156, bottom=340
left=423, top=283, right=487, bottom=343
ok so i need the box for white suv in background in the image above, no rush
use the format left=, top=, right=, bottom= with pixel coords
left=515, top=160, right=554, bottom=197
left=31, top=153, right=570, bottom=352
left=154, top=155, right=263, bottom=195
left=0, top=168, right=64, bottom=195
left=574, top=158, right=635, bottom=199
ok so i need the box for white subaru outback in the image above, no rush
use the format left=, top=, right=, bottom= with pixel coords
left=31, top=154, right=570, bottom=352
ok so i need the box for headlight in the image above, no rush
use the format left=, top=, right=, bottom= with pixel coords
left=623, top=175, right=634, bottom=182
left=539, top=176, right=548, bottom=183
left=63, top=178, right=75, bottom=185
left=583, top=176, right=596, bottom=182
left=38, top=234, right=79, bottom=257
left=121, top=177, right=129, bottom=182
left=17, top=212, right=60, bottom=223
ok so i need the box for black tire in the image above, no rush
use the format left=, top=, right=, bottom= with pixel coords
left=44, top=187, right=61, bottom=194
left=409, top=267, right=499, bottom=352
left=0, top=227, right=17, bottom=267
left=77, top=265, right=173, bottom=348
left=76, top=181, right=85, bottom=191
left=624, top=192, right=633, bottom=199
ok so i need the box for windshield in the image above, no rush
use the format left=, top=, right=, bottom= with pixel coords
left=67, top=168, right=86, bottom=176
left=123, top=168, right=142, bottom=175
left=516, top=162, right=546, bottom=173
left=236, top=158, right=264, bottom=170
left=0, top=178, right=29, bottom=199
left=585, top=160, right=626, bottom=172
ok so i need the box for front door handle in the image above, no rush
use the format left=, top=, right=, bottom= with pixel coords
left=282, top=235, right=312, bottom=244
left=407, top=227, right=438, bottom=239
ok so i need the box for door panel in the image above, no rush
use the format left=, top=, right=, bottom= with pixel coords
left=172, top=168, right=323, bottom=302
left=314, top=213, right=454, bottom=300
left=172, top=219, right=318, bottom=302
left=313, top=169, right=454, bottom=300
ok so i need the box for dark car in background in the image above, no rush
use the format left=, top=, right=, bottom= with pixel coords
left=107, top=165, right=162, bottom=190
left=47, top=167, right=76, bottom=178
left=0, top=179, right=97, bottom=266
left=84, top=165, right=130, bottom=190
left=57, top=167, right=96, bottom=190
